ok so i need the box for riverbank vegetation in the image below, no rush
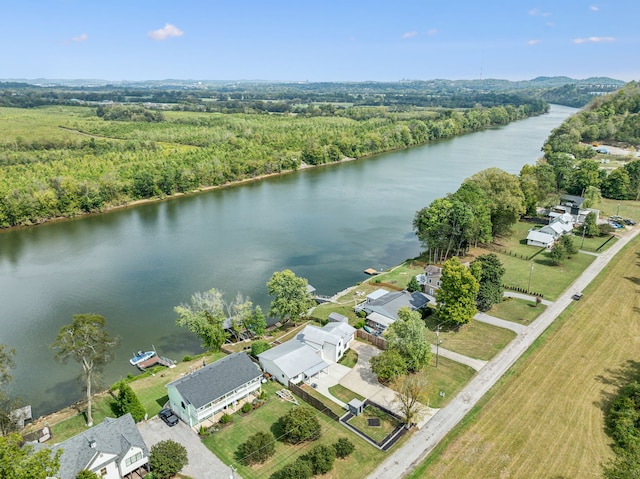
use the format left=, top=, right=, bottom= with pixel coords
left=0, top=95, right=548, bottom=228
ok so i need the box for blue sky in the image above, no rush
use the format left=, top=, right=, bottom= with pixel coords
left=3, top=0, right=638, bottom=82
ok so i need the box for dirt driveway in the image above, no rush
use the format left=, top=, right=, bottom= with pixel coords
left=138, top=417, right=238, bottom=479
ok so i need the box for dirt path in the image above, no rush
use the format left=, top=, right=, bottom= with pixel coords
left=368, top=225, right=640, bottom=479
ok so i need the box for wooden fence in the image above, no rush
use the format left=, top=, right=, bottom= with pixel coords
left=288, top=381, right=340, bottom=422
left=356, top=329, right=387, bottom=350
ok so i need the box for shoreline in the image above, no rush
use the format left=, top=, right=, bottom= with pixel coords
left=0, top=155, right=365, bottom=233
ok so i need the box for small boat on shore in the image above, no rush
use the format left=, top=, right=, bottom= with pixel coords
left=130, top=350, right=156, bottom=366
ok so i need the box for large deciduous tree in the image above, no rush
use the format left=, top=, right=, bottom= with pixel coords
left=436, top=257, right=480, bottom=326
left=370, top=349, right=408, bottom=383
left=385, top=308, right=431, bottom=373
left=280, top=406, right=321, bottom=444
left=175, top=289, right=229, bottom=352
left=51, top=314, right=118, bottom=427
left=392, top=374, right=429, bottom=426
left=0, top=433, right=61, bottom=479
left=468, top=168, right=526, bottom=237
left=237, top=431, right=275, bottom=465
left=472, top=253, right=505, bottom=312
left=150, top=440, right=188, bottom=479
left=267, top=270, right=314, bottom=325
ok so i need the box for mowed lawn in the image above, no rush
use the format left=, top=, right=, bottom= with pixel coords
left=203, top=382, right=387, bottom=479
left=409, top=232, right=640, bottom=479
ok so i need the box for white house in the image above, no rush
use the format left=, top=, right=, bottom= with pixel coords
left=167, top=352, right=262, bottom=427
left=525, top=229, right=555, bottom=248
left=526, top=213, right=575, bottom=247
left=297, top=322, right=355, bottom=363
left=45, top=413, right=148, bottom=479
left=258, top=340, right=329, bottom=386
left=258, top=321, right=355, bottom=385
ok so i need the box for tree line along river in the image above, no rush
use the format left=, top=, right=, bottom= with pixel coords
left=0, top=104, right=576, bottom=417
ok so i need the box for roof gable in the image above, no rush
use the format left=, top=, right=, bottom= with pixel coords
left=51, top=414, right=147, bottom=479
left=168, top=352, right=261, bottom=409
left=259, top=341, right=326, bottom=378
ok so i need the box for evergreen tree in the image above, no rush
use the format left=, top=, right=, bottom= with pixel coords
left=115, top=380, right=146, bottom=422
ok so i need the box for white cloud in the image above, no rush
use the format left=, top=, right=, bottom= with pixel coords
left=72, top=33, right=88, bottom=43
left=590, top=5, right=599, bottom=11
left=426, top=28, right=438, bottom=36
left=573, top=36, right=615, bottom=44
left=528, top=39, right=541, bottom=45
left=528, top=8, right=551, bottom=17
left=402, top=31, right=418, bottom=39
left=147, top=23, right=184, bottom=41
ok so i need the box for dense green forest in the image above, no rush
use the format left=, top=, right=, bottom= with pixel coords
left=0, top=99, right=547, bottom=228
left=542, top=81, right=640, bottom=199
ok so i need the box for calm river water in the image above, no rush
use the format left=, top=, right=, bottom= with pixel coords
left=0, top=104, right=576, bottom=416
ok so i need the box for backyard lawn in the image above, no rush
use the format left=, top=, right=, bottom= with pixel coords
left=488, top=297, right=546, bottom=326
left=203, top=382, right=388, bottom=479
left=347, top=405, right=401, bottom=443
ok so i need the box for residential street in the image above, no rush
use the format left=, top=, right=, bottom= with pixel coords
left=367, top=227, right=640, bottom=479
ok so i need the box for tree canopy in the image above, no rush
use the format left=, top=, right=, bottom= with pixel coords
left=0, top=433, right=61, bottom=479
left=472, top=253, right=505, bottom=312
left=267, top=270, right=314, bottom=325
left=468, top=168, right=525, bottom=237
left=385, top=308, right=431, bottom=373
left=436, top=257, right=480, bottom=326
left=50, top=314, right=118, bottom=427
left=150, top=440, right=188, bottom=479
left=175, top=289, right=229, bottom=352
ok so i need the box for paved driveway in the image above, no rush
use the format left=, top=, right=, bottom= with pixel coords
left=312, top=362, right=352, bottom=407
left=138, top=417, right=237, bottom=479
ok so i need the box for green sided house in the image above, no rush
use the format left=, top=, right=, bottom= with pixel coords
left=167, top=352, right=263, bottom=428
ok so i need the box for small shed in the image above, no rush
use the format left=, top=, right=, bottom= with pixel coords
left=328, top=312, right=349, bottom=323
left=348, top=398, right=365, bottom=416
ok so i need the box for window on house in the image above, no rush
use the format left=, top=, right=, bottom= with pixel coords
left=100, top=468, right=107, bottom=477
left=181, top=401, right=186, bottom=409
left=125, top=451, right=143, bottom=467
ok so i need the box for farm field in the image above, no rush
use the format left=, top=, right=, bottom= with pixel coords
left=408, top=232, right=640, bottom=479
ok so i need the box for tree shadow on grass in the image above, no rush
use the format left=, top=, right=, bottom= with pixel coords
left=270, top=417, right=285, bottom=441
left=593, top=359, right=640, bottom=425
left=624, top=276, right=640, bottom=285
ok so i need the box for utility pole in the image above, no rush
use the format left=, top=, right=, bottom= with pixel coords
left=435, top=323, right=441, bottom=368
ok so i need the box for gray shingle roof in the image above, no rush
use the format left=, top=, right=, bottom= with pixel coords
left=258, top=340, right=326, bottom=378
left=167, top=352, right=261, bottom=409
left=363, top=291, right=430, bottom=321
left=50, top=413, right=148, bottom=479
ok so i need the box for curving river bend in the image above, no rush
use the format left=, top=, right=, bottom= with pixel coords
left=0, top=104, right=576, bottom=416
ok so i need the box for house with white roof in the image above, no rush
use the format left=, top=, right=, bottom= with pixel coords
left=42, top=413, right=149, bottom=479
left=258, top=321, right=356, bottom=385
left=526, top=213, right=575, bottom=248
left=167, top=352, right=262, bottom=427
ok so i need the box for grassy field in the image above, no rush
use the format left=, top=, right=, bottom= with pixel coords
left=417, top=357, right=477, bottom=409
left=338, top=348, right=359, bottom=368
left=424, top=317, right=516, bottom=361
left=487, top=297, right=547, bottom=326
left=407, top=231, right=640, bottom=479
left=476, top=248, right=596, bottom=300
left=203, top=382, right=389, bottom=479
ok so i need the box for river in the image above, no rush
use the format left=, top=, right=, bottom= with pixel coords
left=0, top=104, right=576, bottom=417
